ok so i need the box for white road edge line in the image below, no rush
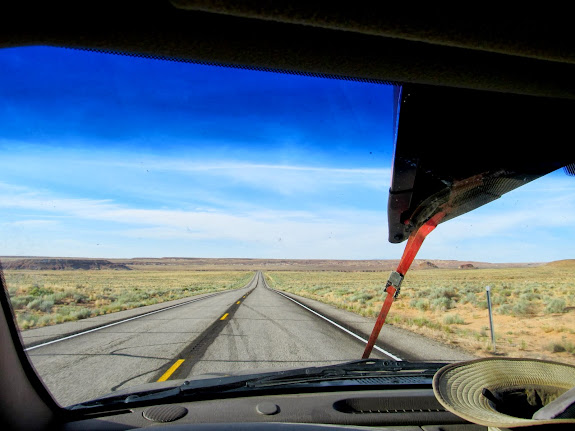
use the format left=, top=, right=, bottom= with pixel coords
left=25, top=277, right=258, bottom=352
left=271, top=289, right=402, bottom=361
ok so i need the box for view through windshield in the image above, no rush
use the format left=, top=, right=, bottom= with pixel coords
left=1, top=47, right=574, bottom=407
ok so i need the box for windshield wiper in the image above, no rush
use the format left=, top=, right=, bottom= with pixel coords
left=68, top=373, right=268, bottom=410
left=69, top=360, right=446, bottom=411
left=244, top=359, right=446, bottom=387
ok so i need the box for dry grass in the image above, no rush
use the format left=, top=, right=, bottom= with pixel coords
left=4, top=270, right=253, bottom=329
left=265, top=266, right=575, bottom=364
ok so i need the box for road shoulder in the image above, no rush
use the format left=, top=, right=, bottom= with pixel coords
left=270, top=288, right=475, bottom=361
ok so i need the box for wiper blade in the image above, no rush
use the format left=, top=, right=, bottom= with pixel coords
left=246, top=359, right=446, bottom=387
left=69, top=372, right=283, bottom=410
left=68, top=387, right=183, bottom=410
left=69, top=375, right=261, bottom=410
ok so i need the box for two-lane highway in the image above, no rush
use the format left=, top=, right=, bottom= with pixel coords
left=24, top=271, right=470, bottom=406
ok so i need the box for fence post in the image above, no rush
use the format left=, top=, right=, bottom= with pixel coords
left=485, top=285, right=496, bottom=353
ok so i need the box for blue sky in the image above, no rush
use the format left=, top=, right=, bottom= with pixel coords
left=0, top=47, right=573, bottom=262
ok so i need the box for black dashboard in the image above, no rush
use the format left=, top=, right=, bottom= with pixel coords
left=63, top=389, right=485, bottom=430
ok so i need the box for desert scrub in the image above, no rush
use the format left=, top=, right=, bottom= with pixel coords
left=264, top=271, right=381, bottom=317
left=4, top=270, right=254, bottom=329
left=443, top=314, right=465, bottom=325
left=266, top=267, right=575, bottom=319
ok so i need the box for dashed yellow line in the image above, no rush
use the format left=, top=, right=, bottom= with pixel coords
left=236, top=301, right=241, bottom=304
left=220, top=313, right=229, bottom=320
left=157, top=359, right=185, bottom=382
left=243, top=296, right=246, bottom=298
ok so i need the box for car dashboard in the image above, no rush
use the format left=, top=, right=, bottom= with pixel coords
left=64, top=388, right=484, bottom=430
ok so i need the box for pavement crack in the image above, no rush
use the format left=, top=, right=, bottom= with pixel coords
left=110, top=364, right=167, bottom=392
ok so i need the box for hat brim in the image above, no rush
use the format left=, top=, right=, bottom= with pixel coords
left=432, top=358, right=575, bottom=428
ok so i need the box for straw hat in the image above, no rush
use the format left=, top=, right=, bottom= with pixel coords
left=432, top=358, right=575, bottom=428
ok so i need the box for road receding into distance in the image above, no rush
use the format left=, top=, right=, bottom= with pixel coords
left=23, top=271, right=473, bottom=406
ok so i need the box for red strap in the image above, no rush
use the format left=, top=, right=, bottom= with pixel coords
left=397, top=212, right=445, bottom=274
left=362, top=211, right=445, bottom=359
left=361, top=286, right=397, bottom=358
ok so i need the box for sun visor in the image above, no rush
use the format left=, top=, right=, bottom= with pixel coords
left=388, top=85, right=575, bottom=243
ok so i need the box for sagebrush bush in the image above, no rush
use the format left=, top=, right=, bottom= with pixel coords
left=512, top=300, right=531, bottom=316
left=443, top=314, right=465, bottom=324
left=26, top=298, right=43, bottom=311
left=429, top=287, right=458, bottom=300
left=415, top=299, right=429, bottom=311
left=38, top=300, right=54, bottom=313
left=460, top=292, right=478, bottom=305
left=431, top=297, right=453, bottom=311
left=493, top=295, right=507, bottom=305
left=546, top=340, right=575, bottom=353
left=73, top=293, right=88, bottom=303
left=545, top=298, right=566, bottom=314
left=350, top=292, right=373, bottom=304
left=520, top=292, right=540, bottom=301
left=71, top=308, right=93, bottom=320
left=28, top=285, right=54, bottom=297
left=10, top=296, right=32, bottom=309
left=496, top=304, right=512, bottom=315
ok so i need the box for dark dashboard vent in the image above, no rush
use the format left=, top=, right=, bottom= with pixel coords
left=334, top=396, right=445, bottom=414
left=348, top=376, right=430, bottom=385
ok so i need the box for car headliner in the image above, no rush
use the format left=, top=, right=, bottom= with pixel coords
left=2, top=2, right=575, bottom=100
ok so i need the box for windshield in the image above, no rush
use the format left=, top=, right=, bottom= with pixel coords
left=1, top=46, right=574, bottom=408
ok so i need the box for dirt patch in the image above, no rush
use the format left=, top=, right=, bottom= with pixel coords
left=390, top=302, right=575, bottom=365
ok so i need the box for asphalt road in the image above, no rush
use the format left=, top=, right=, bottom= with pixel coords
left=25, top=271, right=473, bottom=406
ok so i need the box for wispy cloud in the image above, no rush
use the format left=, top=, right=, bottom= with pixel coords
left=2, top=220, right=59, bottom=228
left=0, top=146, right=391, bottom=214
left=1, top=166, right=573, bottom=261
left=121, top=160, right=391, bottom=195
left=0, top=182, right=392, bottom=258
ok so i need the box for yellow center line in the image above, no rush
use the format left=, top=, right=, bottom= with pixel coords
left=157, top=359, right=185, bottom=382
left=236, top=301, right=241, bottom=304
left=243, top=296, right=246, bottom=298
left=220, top=313, right=229, bottom=320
